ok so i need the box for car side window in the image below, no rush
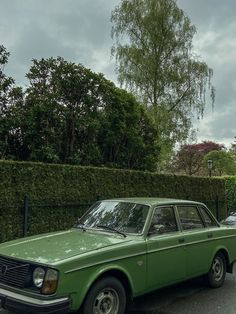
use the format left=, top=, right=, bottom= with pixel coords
left=199, top=206, right=218, bottom=227
left=177, top=206, right=204, bottom=230
left=149, top=206, right=178, bottom=234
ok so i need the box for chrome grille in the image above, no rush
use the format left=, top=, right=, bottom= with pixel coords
left=0, top=256, right=30, bottom=288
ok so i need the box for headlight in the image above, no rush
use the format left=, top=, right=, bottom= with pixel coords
left=42, top=268, right=58, bottom=295
left=33, top=267, right=45, bottom=288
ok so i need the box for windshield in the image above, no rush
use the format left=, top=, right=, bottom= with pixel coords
left=78, top=201, right=150, bottom=234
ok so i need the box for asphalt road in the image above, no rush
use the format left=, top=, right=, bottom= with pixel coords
left=1, top=273, right=236, bottom=314
left=129, top=273, right=236, bottom=314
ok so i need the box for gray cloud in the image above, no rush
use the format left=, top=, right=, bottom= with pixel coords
left=178, top=0, right=236, bottom=30
left=0, top=0, right=118, bottom=84
left=0, top=0, right=235, bottom=146
left=197, top=102, right=236, bottom=147
left=177, top=0, right=236, bottom=146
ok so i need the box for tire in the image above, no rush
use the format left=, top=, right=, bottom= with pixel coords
left=81, top=276, right=127, bottom=314
left=206, top=252, right=226, bottom=288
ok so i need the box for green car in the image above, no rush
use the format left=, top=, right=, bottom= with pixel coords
left=0, top=198, right=236, bottom=314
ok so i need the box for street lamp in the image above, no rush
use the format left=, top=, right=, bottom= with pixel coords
left=207, top=159, right=213, bottom=177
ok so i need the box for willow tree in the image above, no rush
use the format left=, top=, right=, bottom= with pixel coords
left=111, top=0, right=215, bottom=157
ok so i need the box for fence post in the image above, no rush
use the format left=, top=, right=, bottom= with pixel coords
left=23, top=196, right=29, bottom=237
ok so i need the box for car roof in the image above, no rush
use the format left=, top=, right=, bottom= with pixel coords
left=102, top=197, right=203, bottom=207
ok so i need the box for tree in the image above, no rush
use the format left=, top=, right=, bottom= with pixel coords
left=229, top=137, right=236, bottom=162
left=0, top=45, right=23, bottom=159
left=25, top=57, right=105, bottom=163
left=203, top=150, right=236, bottom=176
left=172, top=141, right=224, bottom=176
left=22, top=57, right=159, bottom=170
left=98, top=83, right=160, bottom=170
left=111, top=0, right=215, bottom=156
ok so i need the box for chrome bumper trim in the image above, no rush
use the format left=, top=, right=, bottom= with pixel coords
left=0, top=287, right=69, bottom=306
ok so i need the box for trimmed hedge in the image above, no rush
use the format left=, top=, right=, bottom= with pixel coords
left=225, top=176, right=236, bottom=211
left=0, top=160, right=227, bottom=242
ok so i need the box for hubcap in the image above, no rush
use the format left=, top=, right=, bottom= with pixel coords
left=212, top=256, right=224, bottom=281
left=93, top=288, right=119, bottom=314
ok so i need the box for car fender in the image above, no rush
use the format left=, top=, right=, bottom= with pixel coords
left=72, top=263, right=134, bottom=310
left=88, top=263, right=133, bottom=293
left=210, top=245, right=231, bottom=267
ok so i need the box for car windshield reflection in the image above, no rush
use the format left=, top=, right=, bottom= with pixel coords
left=77, top=201, right=150, bottom=235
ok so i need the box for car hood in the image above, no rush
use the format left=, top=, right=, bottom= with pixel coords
left=221, top=216, right=236, bottom=225
left=0, top=229, right=132, bottom=265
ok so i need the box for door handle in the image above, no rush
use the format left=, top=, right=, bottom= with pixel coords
left=179, top=238, right=185, bottom=244
left=208, top=233, right=213, bottom=239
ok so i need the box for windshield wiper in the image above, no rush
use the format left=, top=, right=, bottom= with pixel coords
left=96, top=225, right=127, bottom=238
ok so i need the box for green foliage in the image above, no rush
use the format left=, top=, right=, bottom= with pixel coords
left=111, top=0, right=215, bottom=157
left=225, top=176, right=236, bottom=211
left=0, top=160, right=227, bottom=242
left=171, top=141, right=225, bottom=176
left=0, top=45, right=24, bottom=159
left=0, top=53, right=159, bottom=171
left=25, top=57, right=106, bottom=164
left=203, top=151, right=236, bottom=176
left=229, top=137, right=236, bottom=162
left=99, top=86, right=159, bottom=170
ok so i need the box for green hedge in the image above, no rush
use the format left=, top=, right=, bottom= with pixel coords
left=0, top=160, right=227, bottom=242
left=225, top=176, right=236, bottom=211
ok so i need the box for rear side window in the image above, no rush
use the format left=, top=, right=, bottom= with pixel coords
left=177, top=206, right=204, bottom=230
left=199, top=206, right=218, bottom=227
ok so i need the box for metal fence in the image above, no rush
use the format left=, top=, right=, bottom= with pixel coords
left=21, top=196, right=98, bottom=238
left=19, top=195, right=226, bottom=238
left=0, top=195, right=227, bottom=243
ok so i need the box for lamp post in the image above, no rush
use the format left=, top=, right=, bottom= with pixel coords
left=207, top=159, right=213, bottom=177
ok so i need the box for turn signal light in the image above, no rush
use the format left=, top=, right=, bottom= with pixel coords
left=42, top=268, right=58, bottom=295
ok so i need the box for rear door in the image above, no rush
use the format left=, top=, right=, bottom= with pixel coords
left=176, top=205, right=218, bottom=278
left=146, top=205, right=186, bottom=290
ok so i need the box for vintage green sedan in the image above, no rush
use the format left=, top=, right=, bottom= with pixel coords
left=0, top=198, right=236, bottom=314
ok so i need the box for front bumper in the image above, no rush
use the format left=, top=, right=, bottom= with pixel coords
left=0, top=288, right=70, bottom=314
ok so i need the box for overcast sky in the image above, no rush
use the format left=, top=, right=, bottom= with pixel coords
left=0, top=0, right=235, bottom=147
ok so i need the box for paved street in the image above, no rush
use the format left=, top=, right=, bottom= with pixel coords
left=129, top=273, right=236, bottom=314
left=1, top=273, right=236, bottom=314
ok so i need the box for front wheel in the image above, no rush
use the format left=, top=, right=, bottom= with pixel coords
left=81, top=276, right=127, bottom=314
left=206, top=252, right=226, bottom=288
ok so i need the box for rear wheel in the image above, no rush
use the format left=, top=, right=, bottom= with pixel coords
left=206, top=252, right=226, bottom=288
left=81, top=276, right=126, bottom=314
